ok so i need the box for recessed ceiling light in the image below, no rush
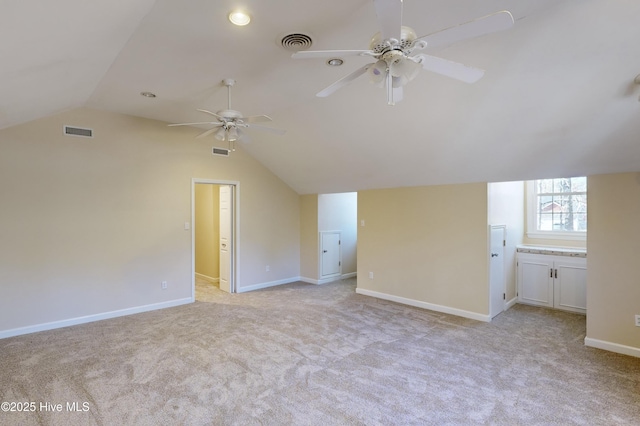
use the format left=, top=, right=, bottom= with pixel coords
left=140, top=91, right=156, bottom=98
left=228, top=11, right=251, bottom=26
left=326, top=58, right=344, bottom=67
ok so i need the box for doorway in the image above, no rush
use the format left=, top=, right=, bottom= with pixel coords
left=192, top=179, right=239, bottom=300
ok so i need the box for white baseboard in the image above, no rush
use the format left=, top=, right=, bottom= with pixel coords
left=0, top=297, right=193, bottom=340
left=236, top=277, right=300, bottom=293
left=301, top=275, right=340, bottom=285
left=300, top=272, right=355, bottom=285
left=195, top=273, right=219, bottom=283
left=505, top=296, right=518, bottom=310
left=584, top=337, right=640, bottom=358
left=355, top=288, right=491, bottom=322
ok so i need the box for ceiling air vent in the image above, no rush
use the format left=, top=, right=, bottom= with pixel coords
left=280, top=33, right=313, bottom=51
left=212, top=147, right=229, bottom=157
left=64, top=125, right=93, bottom=138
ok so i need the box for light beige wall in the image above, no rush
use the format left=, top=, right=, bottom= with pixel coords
left=300, top=194, right=318, bottom=280
left=586, top=172, right=640, bottom=352
left=0, top=107, right=300, bottom=334
left=357, top=183, right=489, bottom=315
left=194, top=184, right=219, bottom=280
left=318, top=192, right=357, bottom=276
left=488, top=181, right=524, bottom=302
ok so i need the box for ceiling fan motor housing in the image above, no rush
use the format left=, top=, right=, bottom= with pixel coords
left=369, top=26, right=417, bottom=54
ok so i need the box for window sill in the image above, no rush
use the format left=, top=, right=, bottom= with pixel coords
left=526, top=231, right=586, bottom=241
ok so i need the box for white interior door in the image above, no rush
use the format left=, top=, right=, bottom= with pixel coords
left=219, top=185, right=233, bottom=293
left=490, top=225, right=505, bottom=319
left=321, top=231, right=341, bottom=278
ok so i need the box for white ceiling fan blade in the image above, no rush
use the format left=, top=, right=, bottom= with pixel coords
left=243, top=115, right=272, bottom=123
left=196, top=108, right=223, bottom=118
left=168, top=121, right=219, bottom=127
left=374, top=0, right=403, bottom=41
left=196, top=127, right=223, bottom=139
left=316, top=63, right=372, bottom=97
left=417, top=10, right=514, bottom=49
left=292, top=50, right=373, bottom=59
left=414, top=54, right=484, bottom=83
left=246, top=123, right=287, bottom=135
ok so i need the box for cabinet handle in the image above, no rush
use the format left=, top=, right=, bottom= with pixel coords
left=550, top=268, right=553, bottom=278
left=555, top=269, right=558, bottom=279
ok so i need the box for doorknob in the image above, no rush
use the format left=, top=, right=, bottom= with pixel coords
left=323, top=250, right=328, bottom=253
left=221, top=243, right=227, bottom=248
left=491, top=253, right=498, bottom=257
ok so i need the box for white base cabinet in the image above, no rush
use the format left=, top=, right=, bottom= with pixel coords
left=517, top=253, right=586, bottom=314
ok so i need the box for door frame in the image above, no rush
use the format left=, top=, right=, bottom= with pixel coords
left=489, top=224, right=506, bottom=319
left=191, top=178, right=240, bottom=298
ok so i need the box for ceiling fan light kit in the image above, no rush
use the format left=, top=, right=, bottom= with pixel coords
left=292, top=0, right=514, bottom=105
left=168, top=79, right=286, bottom=152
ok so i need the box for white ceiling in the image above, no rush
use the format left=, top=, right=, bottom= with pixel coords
left=3, top=0, right=640, bottom=194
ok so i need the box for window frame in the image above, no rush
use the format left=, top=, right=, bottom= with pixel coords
left=526, top=178, right=587, bottom=241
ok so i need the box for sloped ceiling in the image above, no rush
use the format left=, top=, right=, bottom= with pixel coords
left=2, top=0, right=640, bottom=194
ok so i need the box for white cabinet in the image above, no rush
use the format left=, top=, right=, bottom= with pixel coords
left=517, top=252, right=586, bottom=314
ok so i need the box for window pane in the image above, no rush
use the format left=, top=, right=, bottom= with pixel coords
left=554, top=178, right=572, bottom=193
left=533, top=177, right=587, bottom=234
left=571, top=177, right=587, bottom=192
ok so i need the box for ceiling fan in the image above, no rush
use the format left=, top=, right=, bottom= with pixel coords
left=292, top=0, right=514, bottom=105
left=168, top=78, right=286, bottom=151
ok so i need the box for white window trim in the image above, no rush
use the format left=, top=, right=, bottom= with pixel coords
left=526, top=180, right=587, bottom=241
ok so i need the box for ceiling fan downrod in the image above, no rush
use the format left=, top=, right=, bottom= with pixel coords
left=222, top=78, right=235, bottom=110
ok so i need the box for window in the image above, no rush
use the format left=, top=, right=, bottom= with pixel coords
left=527, top=177, right=587, bottom=240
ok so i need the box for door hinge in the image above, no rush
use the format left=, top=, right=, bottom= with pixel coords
left=503, top=293, right=506, bottom=300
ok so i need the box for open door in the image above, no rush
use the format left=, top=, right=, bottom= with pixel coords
left=219, top=185, right=233, bottom=293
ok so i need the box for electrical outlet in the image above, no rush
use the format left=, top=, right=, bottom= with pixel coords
left=635, top=315, right=640, bottom=327
left=161, top=281, right=167, bottom=290
left=369, top=272, right=374, bottom=279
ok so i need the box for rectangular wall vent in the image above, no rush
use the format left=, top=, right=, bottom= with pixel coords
left=212, top=147, right=229, bottom=157
left=64, top=126, right=93, bottom=138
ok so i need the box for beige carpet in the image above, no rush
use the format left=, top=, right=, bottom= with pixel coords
left=1, top=278, right=639, bottom=425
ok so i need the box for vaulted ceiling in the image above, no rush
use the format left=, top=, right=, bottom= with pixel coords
left=3, top=0, right=640, bottom=194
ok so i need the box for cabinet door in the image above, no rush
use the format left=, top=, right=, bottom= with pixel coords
left=517, top=254, right=554, bottom=308
left=554, top=257, right=587, bottom=314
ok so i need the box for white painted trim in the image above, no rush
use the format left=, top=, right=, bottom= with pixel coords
left=236, top=277, right=300, bottom=293
left=342, top=272, right=357, bottom=279
left=0, top=298, right=192, bottom=340
left=301, top=275, right=342, bottom=285
left=195, top=273, right=219, bottom=283
left=191, top=179, right=240, bottom=295
left=584, top=337, right=640, bottom=358
left=355, top=288, right=491, bottom=322
left=505, top=296, right=518, bottom=310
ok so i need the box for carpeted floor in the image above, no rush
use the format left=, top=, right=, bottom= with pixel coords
left=1, top=278, right=639, bottom=425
